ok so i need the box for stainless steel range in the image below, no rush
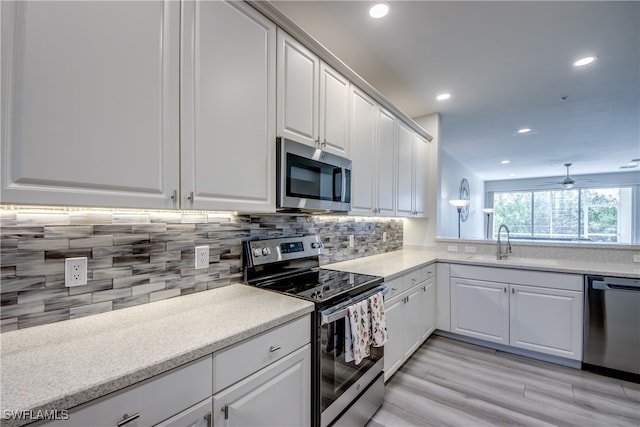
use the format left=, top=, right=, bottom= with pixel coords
left=243, top=235, right=386, bottom=427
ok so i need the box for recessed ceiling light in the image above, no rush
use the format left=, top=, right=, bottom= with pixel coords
left=436, top=93, right=451, bottom=101
left=501, top=160, right=510, bottom=164
left=517, top=128, right=531, bottom=134
left=573, top=56, right=597, bottom=67
left=369, top=3, right=390, bottom=19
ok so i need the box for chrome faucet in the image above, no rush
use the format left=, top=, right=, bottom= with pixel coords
left=497, top=224, right=512, bottom=260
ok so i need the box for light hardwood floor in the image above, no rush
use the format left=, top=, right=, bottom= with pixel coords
left=367, top=335, right=640, bottom=427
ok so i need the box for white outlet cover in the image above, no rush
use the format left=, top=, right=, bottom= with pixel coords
left=447, top=245, right=459, bottom=252
left=348, top=235, right=355, bottom=248
left=464, top=246, right=476, bottom=254
left=383, top=232, right=387, bottom=243
left=195, top=246, right=209, bottom=269
left=65, top=257, right=88, bottom=287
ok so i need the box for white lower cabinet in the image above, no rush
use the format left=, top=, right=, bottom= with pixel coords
left=155, top=398, right=212, bottom=427
left=450, top=278, right=510, bottom=345
left=42, top=357, right=213, bottom=427
left=383, top=266, right=436, bottom=381
left=212, top=345, right=310, bottom=427
left=213, top=315, right=311, bottom=426
left=449, top=265, right=583, bottom=361
left=509, top=284, right=583, bottom=359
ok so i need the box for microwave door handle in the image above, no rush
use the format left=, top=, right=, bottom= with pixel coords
left=340, top=167, right=347, bottom=202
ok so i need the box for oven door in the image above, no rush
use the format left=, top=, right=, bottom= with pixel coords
left=318, top=290, right=385, bottom=426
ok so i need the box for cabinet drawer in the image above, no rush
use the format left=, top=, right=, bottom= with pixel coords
left=384, top=277, right=404, bottom=301
left=44, top=356, right=213, bottom=427
left=404, top=269, right=422, bottom=289
left=213, top=315, right=310, bottom=393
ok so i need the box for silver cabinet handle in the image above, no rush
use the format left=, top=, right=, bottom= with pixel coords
left=512, top=287, right=515, bottom=294
left=221, top=404, right=229, bottom=420
left=269, top=345, right=282, bottom=352
left=170, top=189, right=177, bottom=205
left=204, top=412, right=212, bottom=427
left=391, top=287, right=398, bottom=291
left=187, top=191, right=194, bottom=203
left=117, top=413, right=140, bottom=427
left=503, top=287, right=507, bottom=293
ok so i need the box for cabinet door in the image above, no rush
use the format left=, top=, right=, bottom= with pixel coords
left=1, top=1, right=180, bottom=209
left=509, top=285, right=583, bottom=360
left=403, top=286, right=424, bottom=358
left=420, top=278, right=436, bottom=341
left=450, top=278, right=509, bottom=344
left=376, top=108, right=396, bottom=216
left=277, top=31, right=319, bottom=147
left=396, top=121, right=414, bottom=216
left=435, top=263, right=451, bottom=332
left=213, top=345, right=310, bottom=427
left=349, top=87, right=377, bottom=215
left=383, top=297, right=403, bottom=381
left=181, top=0, right=276, bottom=212
left=319, top=63, right=349, bottom=157
left=413, top=134, right=429, bottom=217
left=155, top=398, right=212, bottom=427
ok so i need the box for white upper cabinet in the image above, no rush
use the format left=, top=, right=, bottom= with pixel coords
left=277, top=31, right=320, bottom=148
left=1, top=0, right=180, bottom=209
left=319, top=63, right=350, bottom=157
left=181, top=0, right=276, bottom=212
left=350, top=87, right=397, bottom=216
left=376, top=107, right=397, bottom=216
left=277, top=31, right=349, bottom=157
left=349, top=87, right=377, bottom=214
left=396, top=121, right=428, bottom=217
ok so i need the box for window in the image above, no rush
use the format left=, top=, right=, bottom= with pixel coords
left=492, top=187, right=632, bottom=243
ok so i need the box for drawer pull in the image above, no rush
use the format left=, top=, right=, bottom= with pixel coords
left=221, top=404, right=229, bottom=420
left=391, top=287, right=398, bottom=291
left=117, top=413, right=140, bottom=426
left=269, top=345, right=282, bottom=353
left=204, top=412, right=212, bottom=427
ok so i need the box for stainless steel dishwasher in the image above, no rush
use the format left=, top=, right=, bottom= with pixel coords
left=583, top=275, right=640, bottom=379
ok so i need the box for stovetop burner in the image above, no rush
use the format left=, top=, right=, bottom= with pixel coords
left=243, top=235, right=383, bottom=305
left=255, top=268, right=382, bottom=303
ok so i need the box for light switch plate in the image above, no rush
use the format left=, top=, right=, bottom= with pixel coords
left=447, top=245, right=459, bottom=252
left=383, top=232, right=388, bottom=243
left=348, top=235, right=355, bottom=248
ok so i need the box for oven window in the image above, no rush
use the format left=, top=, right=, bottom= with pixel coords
left=320, top=317, right=383, bottom=412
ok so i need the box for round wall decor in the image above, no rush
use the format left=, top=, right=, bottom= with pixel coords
left=459, top=178, right=470, bottom=222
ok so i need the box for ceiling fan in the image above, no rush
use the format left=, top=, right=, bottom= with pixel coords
left=542, top=163, right=592, bottom=189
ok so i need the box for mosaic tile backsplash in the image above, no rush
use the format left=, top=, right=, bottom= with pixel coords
left=0, top=210, right=403, bottom=331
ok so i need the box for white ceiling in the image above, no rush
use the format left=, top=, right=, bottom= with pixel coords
left=270, top=0, right=640, bottom=181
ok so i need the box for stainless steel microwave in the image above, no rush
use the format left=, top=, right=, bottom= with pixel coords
left=277, top=137, right=352, bottom=213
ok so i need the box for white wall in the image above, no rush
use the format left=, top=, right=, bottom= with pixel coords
left=439, top=149, right=485, bottom=239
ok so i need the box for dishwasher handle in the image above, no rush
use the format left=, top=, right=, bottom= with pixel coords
left=592, top=277, right=640, bottom=292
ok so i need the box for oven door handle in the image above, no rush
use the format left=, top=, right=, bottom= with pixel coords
left=320, top=285, right=387, bottom=325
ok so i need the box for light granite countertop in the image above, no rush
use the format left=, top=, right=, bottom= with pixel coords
left=0, top=284, right=314, bottom=425
left=324, top=247, right=640, bottom=280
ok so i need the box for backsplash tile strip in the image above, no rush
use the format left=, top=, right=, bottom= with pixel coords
left=0, top=211, right=402, bottom=331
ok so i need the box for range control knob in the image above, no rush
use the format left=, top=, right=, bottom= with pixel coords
left=253, top=248, right=262, bottom=257
left=262, top=247, right=271, bottom=256
left=311, top=242, right=323, bottom=249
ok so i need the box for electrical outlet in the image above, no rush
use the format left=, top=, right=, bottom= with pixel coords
left=447, top=245, right=459, bottom=253
left=348, top=235, right=355, bottom=248
left=464, top=246, right=476, bottom=254
left=195, top=246, right=209, bottom=269
left=65, top=257, right=87, bottom=287
left=383, top=232, right=388, bottom=243
left=633, top=254, right=640, bottom=263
